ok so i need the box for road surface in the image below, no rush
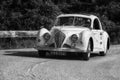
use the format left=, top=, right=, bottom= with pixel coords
left=0, top=45, right=120, bottom=80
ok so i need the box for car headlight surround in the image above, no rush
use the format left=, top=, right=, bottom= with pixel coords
left=43, top=33, right=51, bottom=41
left=70, top=34, right=79, bottom=43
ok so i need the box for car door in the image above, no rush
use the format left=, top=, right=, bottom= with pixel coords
left=92, top=19, right=103, bottom=51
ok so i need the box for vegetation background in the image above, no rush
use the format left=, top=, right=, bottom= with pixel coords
left=0, top=0, right=120, bottom=49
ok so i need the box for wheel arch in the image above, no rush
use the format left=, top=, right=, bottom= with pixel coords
left=36, top=28, right=50, bottom=46
left=82, top=30, right=93, bottom=51
left=107, top=38, right=110, bottom=50
left=89, top=37, right=94, bottom=51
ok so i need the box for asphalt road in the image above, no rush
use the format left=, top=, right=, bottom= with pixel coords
left=0, top=45, right=120, bottom=80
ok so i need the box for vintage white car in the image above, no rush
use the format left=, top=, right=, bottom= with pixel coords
left=35, top=14, right=110, bottom=60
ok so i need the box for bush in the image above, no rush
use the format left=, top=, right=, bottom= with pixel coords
left=0, top=0, right=62, bottom=30
left=1, top=0, right=120, bottom=48
left=0, top=38, right=36, bottom=49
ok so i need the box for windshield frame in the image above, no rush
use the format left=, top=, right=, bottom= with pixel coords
left=54, top=16, right=92, bottom=28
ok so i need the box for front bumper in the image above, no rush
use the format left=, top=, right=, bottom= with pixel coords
left=35, top=46, right=87, bottom=53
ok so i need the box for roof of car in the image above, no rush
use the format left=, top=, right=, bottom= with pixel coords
left=57, top=14, right=98, bottom=19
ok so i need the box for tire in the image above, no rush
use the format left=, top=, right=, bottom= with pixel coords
left=99, top=51, right=106, bottom=56
left=83, top=41, right=91, bottom=60
left=99, top=43, right=108, bottom=56
left=38, top=50, right=47, bottom=57
left=99, top=47, right=107, bottom=56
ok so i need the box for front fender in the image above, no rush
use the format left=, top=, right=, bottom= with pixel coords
left=36, top=28, right=50, bottom=47
left=37, top=28, right=50, bottom=37
left=81, top=30, right=92, bottom=51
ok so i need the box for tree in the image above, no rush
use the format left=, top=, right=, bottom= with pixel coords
left=0, top=0, right=62, bottom=30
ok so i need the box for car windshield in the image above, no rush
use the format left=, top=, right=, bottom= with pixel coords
left=55, top=16, right=91, bottom=28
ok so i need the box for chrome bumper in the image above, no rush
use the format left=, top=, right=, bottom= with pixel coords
left=35, top=46, right=86, bottom=53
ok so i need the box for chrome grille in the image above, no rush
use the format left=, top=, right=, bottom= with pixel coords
left=54, top=30, right=65, bottom=48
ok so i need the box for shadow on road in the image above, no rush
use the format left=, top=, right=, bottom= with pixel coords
left=4, top=51, right=39, bottom=58
left=4, top=51, right=100, bottom=61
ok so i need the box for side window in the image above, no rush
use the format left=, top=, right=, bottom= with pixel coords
left=74, top=17, right=91, bottom=28
left=93, top=19, right=100, bottom=30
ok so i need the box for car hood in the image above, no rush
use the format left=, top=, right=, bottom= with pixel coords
left=51, top=26, right=90, bottom=35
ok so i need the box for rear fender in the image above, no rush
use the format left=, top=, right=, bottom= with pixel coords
left=102, top=31, right=110, bottom=52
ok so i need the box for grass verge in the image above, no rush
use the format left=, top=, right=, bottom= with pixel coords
left=0, top=37, right=36, bottom=50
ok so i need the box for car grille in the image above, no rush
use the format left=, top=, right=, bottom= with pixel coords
left=54, top=30, right=65, bottom=48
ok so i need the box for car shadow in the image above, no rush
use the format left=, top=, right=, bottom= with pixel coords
left=4, top=51, right=39, bottom=58
left=4, top=51, right=100, bottom=61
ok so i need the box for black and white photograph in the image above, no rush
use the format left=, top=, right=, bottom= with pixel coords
left=0, top=0, right=120, bottom=80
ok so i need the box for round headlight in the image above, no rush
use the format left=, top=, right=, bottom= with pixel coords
left=43, top=33, right=51, bottom=41
left=71, top=34, right=78, bottom=43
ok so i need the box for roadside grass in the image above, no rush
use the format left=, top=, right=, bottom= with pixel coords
left=0, top=38, right=36, bottom=49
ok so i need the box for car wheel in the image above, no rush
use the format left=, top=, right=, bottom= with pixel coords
left=100, top=47, right=107, bottom=56
left=99, top=51, right=106, bottom=56
left=100, top=42, right=108, bottom=56
left=83, top=41, right=91, bottom=60
left=38, top=50, right=47, bottom=57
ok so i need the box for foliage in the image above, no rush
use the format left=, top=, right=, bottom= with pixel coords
left=0, top=0, right=61, bottom=30
left=0, top=0, right=120, bottom=45
left=0, top=38, right=36, bottom=49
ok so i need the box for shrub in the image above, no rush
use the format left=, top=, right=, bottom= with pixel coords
left=0, top=38, right=36, bottom=49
